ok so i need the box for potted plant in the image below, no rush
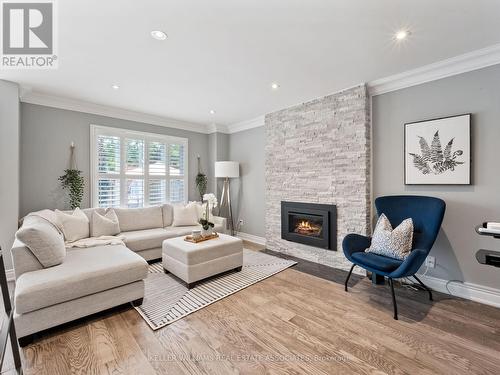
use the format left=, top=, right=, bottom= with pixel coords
left=195, top=155, right=208, bottom=201
left=199, top=193, right=217, bottom=237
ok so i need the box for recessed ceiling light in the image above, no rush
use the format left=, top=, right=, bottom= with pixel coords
left=111, top=84, right=120, bottom=90
left=151, top=30, right=167, bottom=41
left=209, top=109, right=216, bottom=115
left=395, top=30, right=410, bottom=41
left=271, top=82, right=280, bottom=90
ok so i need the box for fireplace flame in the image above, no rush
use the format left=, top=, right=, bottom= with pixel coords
left=294, top=219, right=322, bottom=236
left=298, top=220, right=312, bottom=230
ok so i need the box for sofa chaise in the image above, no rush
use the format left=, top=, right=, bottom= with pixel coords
left=11, top=204, right=227, bottom=345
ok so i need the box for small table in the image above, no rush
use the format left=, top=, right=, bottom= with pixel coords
left=475, top=223, right=500, bottom=267
left=162, top=233, right=243, bottom=288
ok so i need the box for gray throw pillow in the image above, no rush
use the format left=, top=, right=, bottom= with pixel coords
left=366, top=214, right=413, bottom=260
left=16, top=216, right=66, bottom=267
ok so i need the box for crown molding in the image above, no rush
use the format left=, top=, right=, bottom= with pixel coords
left=225, top=84, right=367, bottom=134
left=226, top=115, right=265, bottom=134
left=20, top=90, right=210, bottom=134
left=206, top=123, right=230, bottom=134
left=19, top=85, right=32, bottom=98
left=368, top=43, right=500, bottom=96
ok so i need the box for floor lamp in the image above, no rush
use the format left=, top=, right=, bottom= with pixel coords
left=215, top=161, right=239, bottom=235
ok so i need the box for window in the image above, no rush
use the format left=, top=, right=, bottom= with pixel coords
left=91, top=125, right=188, bottom=208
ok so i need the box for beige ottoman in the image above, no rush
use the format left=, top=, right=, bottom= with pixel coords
left=162, top=234, right=243, bottom=288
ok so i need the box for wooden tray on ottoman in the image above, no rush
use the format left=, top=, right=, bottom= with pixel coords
left=184, top=233, right=219, bottom=243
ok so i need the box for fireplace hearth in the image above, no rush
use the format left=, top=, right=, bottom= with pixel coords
left=281, top=201, right=337, bottom=250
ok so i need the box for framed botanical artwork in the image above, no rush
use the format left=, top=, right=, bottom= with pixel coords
left=404, top=114, right=471, bottom=185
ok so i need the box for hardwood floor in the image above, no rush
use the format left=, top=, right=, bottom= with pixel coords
left=12, top=242, right=500, bottom=374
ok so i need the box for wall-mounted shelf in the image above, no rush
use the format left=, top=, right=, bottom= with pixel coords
left=475, top=223, right=500, bottom=268
left=475, top=224, right=500, bottom=239
left=476, top=249, right=500, bottom=268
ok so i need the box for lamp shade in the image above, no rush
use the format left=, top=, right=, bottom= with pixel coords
left=215, top=161, right=239, bottom=178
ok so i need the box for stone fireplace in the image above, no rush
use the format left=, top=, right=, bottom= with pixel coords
left=265, top=84, right=370, bottom=272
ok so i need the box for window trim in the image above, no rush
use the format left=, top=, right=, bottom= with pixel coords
left=90, top=124, right=189, bottom=208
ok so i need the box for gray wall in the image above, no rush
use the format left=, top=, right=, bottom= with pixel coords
left=207, top=133, right=218, bottom=195
left=373, top=64, right=500, bottom=289
left=20, top=103, right=210, bottom=216
left=207, top=132, right=229, bottom=199
left=228, top=126, right=266, bottom=237
left=0, top=80, right=20, bottom=269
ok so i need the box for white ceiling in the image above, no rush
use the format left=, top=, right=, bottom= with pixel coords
left=2, top=0, right=500, bottom=130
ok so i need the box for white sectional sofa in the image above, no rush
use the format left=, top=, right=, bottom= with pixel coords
left=11, top=203, right=227, bottom=346
left=113, top=204, right=226, bottom=261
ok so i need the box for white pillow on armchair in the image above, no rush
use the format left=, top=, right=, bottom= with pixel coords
left=365, top=214, right=414, bottom=260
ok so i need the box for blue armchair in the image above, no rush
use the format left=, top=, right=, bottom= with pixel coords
left=343, top=195, right=446, bottom=320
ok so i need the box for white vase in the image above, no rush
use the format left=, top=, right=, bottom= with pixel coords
left=201, top=227, right=212, bottom=237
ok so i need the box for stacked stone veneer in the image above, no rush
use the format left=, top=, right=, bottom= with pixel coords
left=265, top=84, right=370, bottom=271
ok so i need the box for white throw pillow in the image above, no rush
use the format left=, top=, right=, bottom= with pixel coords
left=55, top=207, right=90, bottom=242
left=91, top=209, right=120, bottom=237
left=366, top=214, right=414, bottom=260
left=171, top=204, right=199, bottom=227
left=16, top=216, right=66, bottom=267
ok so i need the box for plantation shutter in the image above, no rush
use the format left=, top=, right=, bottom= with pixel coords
left=148, top=141, right=167, bottom=205
left=96, top=135, right=121, bottom=207
left=169, top=143, right=185, bottom=203
left=125, top=139, right=145, bottom=208
left=92, top=126, right=188, bottom=208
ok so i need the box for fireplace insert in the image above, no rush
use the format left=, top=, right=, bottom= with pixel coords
left=281, top=201, right=337, bottom=250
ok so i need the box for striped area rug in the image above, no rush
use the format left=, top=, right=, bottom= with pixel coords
left=134, top=249, right=296, bottom=330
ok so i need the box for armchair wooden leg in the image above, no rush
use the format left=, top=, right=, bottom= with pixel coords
left=413, top=275, right=433, bottom=301
left=345, top=264, right=355, bottom=292
left=388, top=278, right=398, bottom=320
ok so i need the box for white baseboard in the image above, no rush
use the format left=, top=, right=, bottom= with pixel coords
left=237, top=232, right=266, bottom=246
left=412, top=274, right=500, bottom=309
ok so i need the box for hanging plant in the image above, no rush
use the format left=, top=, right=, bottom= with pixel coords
left=59, top=169, right=84, bottom=209
left=195, top=155, right=208, bottom=201
left=59, top=143, right=85, bottom=209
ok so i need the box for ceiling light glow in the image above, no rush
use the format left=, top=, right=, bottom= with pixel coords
left=209, top=109, right=216, bottom=115
left=151, top=30, right=167, bottom=40
left=271, top=82, right=280, bottom=90
left=395, top=30, right=410, bottom=41
left=111, top=84, right=120, bottom=90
